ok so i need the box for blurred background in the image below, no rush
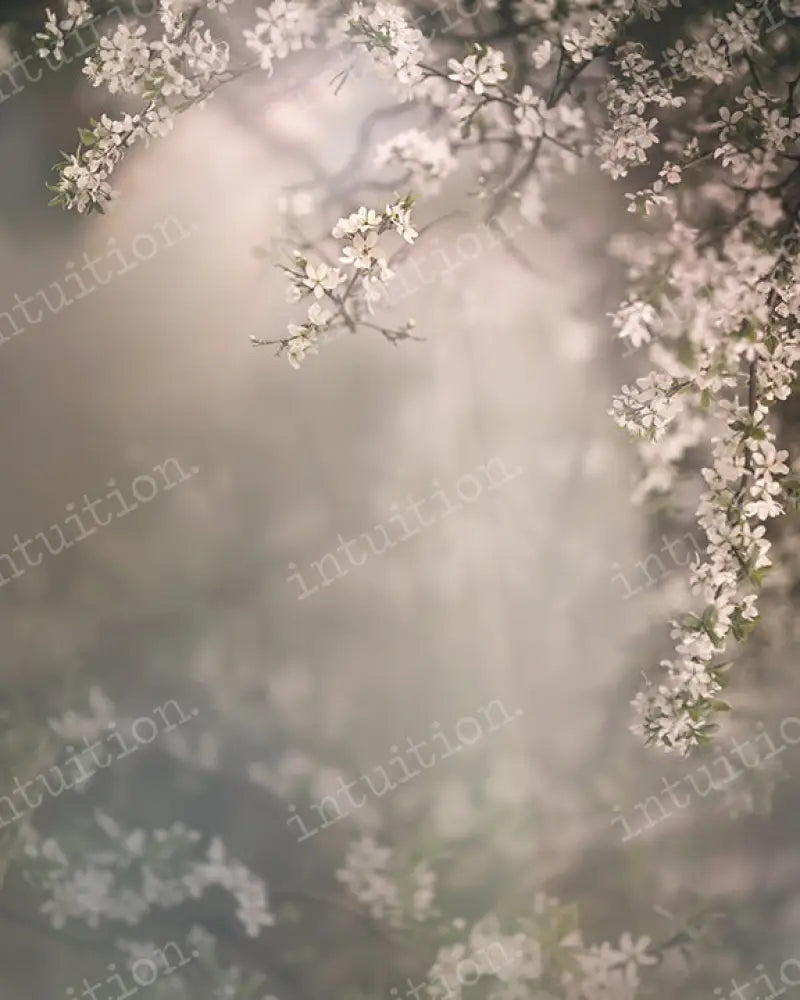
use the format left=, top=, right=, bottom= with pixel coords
left=0, top=2, right=798, bottom=998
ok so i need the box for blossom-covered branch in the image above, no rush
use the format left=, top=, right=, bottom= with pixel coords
left=250, top=195, right=421, bottom=367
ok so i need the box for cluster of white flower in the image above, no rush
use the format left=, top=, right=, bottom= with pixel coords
left=611, top=372, right=689, bottom=441
left=35, top=0, right=93, bottom=61
left=252, top=196, right=418, bottom=367
left=618, top=256, right=798, bottom=734
left=631, top=407, right=792, bottom=752
left=611, top=299, right=660, bottom=348
left=660, top=3, right=761, bottom=88
left=559, top=3, right=629, bottom=63
left=362, top=27, right=589, bottom=221
left=84, top=10, right=230, bottom=100
left=421, top=897, right=659, bottom=1000
left=21, top=811, right=276, bottom=939
left=198, top=837, right=277, bottom=936
left=426, top=919, right=541, bottom=1000
left=335, top=835, right=436, bottom=927
left=14, top=802, right=679, bottom=1000
left=44, top=0, right=236, bottom=213
left=712, top=88, right=800, bottom=185
left=609, top=72, right=800, bottom=751
left=708, top=3, right=761, bottom=60
left=570, top=932, right=657, bottom=998
left=597, top=44, right=686, bottom=180
left=447, top=46, right=508, bottom=95
left=625, top=160, right=683, bottom=215
left=442, top=44, right=510, bottom=135
left=375, top=128, right=457, bottom=194
left=512, top=85, right=550, bottom=147
left=243, top=0, right=317, bottom=74
left=343, top=1, right=427, bottom=95
left=83, top=23, right=152, bottom=94
left=48, top=109, right=174, bottom=213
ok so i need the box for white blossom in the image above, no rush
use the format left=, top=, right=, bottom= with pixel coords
left=243, top=0, right=316, bottom=74
left=447, top=46, right=508, bottom=96
left=375, top=128, right=456, bottom=194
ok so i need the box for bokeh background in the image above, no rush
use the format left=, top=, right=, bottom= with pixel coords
left=0, top=2, right=799, bottom=997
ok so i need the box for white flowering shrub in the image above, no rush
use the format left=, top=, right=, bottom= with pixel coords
left=32, top=1, right=800, bottom=756
left=0, top=671, right=728, bottom=1000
